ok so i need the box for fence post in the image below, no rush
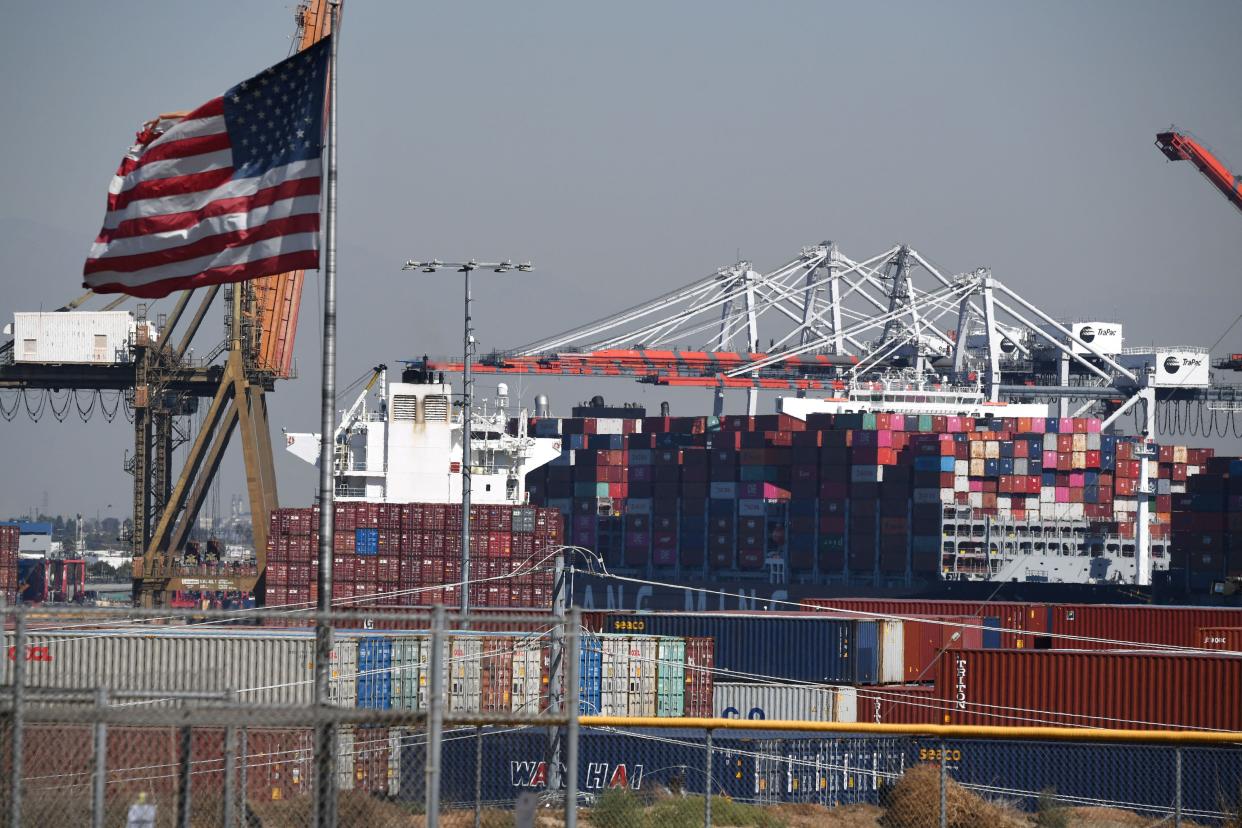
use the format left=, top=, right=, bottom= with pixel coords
left=223, top=689, right=238, bottom=828
left=473, top=726, right=482, bottom=828
left=238, top=729, right=249, bottom=827
left=9, top=607, right=26, bottom=828
left=426, top=605, right=445, bottom=828
left=939, top=740, right=947, bottom=828
left=1174, top=747, right=1182, bottom=828
left=177, top=725, right=193, bottom=828
left=564, top=607, right=580, bottom=828
left=705, top=729, right=713, bottom=828
left=92, top=688, right=108, bottom=828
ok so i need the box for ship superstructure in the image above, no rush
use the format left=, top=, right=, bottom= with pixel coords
left=284, top=363, right=562, bottom=504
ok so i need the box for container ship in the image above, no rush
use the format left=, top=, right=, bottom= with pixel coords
left=272, top=359, right=1240, bottom=614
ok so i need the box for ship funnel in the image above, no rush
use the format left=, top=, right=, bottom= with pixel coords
left=534, top=394, right=550, bottom=417
left=660, top=401, right=670, bottom=416
left=497, top=382, right=509, bottom=407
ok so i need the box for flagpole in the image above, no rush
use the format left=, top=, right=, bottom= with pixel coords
left=314, top=1, right=341, bottom=825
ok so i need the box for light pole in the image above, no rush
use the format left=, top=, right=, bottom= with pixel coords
left=401, top=259, right=533, bottom=619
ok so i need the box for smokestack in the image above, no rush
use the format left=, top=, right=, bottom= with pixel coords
left=534, top=394, right=550, bottom=418
left=660, top=401, right=670, bottom=416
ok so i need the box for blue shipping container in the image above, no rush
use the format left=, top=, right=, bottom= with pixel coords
left=355, top=528, right=379, bottom=556
left=603, top=613, right=874, bottom=684
left=357, top=636, right=392, bottom=709
left=579, top=634, right=603, bottom=715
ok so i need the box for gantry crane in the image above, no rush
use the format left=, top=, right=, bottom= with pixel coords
left=0, top=0, right=333, bottom=607
left=424, top=240, right=1241, bottom=437
left=1156, top=127, right=1242, bottom=213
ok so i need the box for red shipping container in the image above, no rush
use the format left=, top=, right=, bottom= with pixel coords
left=936, top=649, right=1242, bottom=730
left=1050, top=604, right=1242, bottom=650
left=684, top=637, right=715, bottom=717
left=856, top=684, right=940, bottom=725
left=804, top=598, right=1049, bottom=649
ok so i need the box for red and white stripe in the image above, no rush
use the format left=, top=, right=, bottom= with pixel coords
left=84, top=97, right=321, bottom=298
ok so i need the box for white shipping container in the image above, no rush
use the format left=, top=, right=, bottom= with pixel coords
left=714, top=682, right=836, bottom=722
left=2, top=628, right=355, bottom=708
left=447, top=637, right=482, bottom=713
left=13, top=311, right=153, bottom=364
left=834, top=686, right=857, bottom=723
left=511, top=635, right=545, bottom=714
left=878, top=620, right=904, bottom=684
left=594, top=418, right=624, bottom=435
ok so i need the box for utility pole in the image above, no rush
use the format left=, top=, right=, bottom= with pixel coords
left=401, top=259, right=532, bottom=619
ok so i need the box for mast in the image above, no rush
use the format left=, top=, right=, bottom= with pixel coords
left=313, top=1, right=341, bottom=824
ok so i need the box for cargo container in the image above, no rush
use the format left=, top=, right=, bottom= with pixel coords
left=2, top=628, right=334, bottom=707
left=1048, top=604, right=1242, bottom=649
left=603, top=612, right=879, bottom=684
left=936, top=648, right=1242, bottom=730
left=853, top=684, right=940, bottom=724
left=714, top=682, right=837, bottom=721
left=803, top=598, right=1048, bottom=649
left=0, top=523, right=17, bottom=604
left=806, top=598, right=1242, bottom=652
left=899, top=615, right=988, bottom=682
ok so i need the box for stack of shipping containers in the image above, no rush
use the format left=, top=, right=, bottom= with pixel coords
left=1171, top=456, right=1242, bottom=590
left=526, top=411, right=1213, bottom=583
left=0, top=523, right=17, bottom=603
left=264, top=502, right=561, bottom=610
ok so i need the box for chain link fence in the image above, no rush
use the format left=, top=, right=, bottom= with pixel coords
left=0, top=603, right=580, bottom=827
left=3, top=603, right=1241, bottom=826
left=574, top=725, right=1242, bottom=828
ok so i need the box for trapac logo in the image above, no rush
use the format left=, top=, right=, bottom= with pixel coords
left=1079, top=325, right=1118, bottom=343
left=1163, top=354, right=1203, bottom=373
left=953, top=655, right=968, bottom=710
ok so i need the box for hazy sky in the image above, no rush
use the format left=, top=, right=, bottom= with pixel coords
left=1, top=1, right=1240, bottom=519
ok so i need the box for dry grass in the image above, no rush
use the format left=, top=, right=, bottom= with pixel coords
left=880, top=764, right=1028, bottom=828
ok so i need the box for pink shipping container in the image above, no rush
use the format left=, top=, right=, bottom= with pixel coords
left=936, top=648, right=1242, bottom=730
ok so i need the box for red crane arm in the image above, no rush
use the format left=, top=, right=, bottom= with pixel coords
left=1155, top=129, right=1242, bottom=213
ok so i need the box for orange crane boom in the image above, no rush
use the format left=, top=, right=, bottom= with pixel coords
left=251, top=0, right=337, bottom=377
left=1155, top=128, right=1242, bottom=213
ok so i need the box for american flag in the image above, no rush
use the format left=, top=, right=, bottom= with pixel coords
left=84, top=38, right=331, bottom=298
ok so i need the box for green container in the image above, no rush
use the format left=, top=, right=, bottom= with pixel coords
left=391, top=636, right=430, bottom=711
left=574, top=481, right=610, bottom=497
left=834, top=413, right=863, bottom=430
left=739, top=466, right=768, bottom=481
left=918, top=414, right=933, bottom=432
left=655, top=637, right=686, bottom=717
left=861, top=412, right=878, bottom=430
